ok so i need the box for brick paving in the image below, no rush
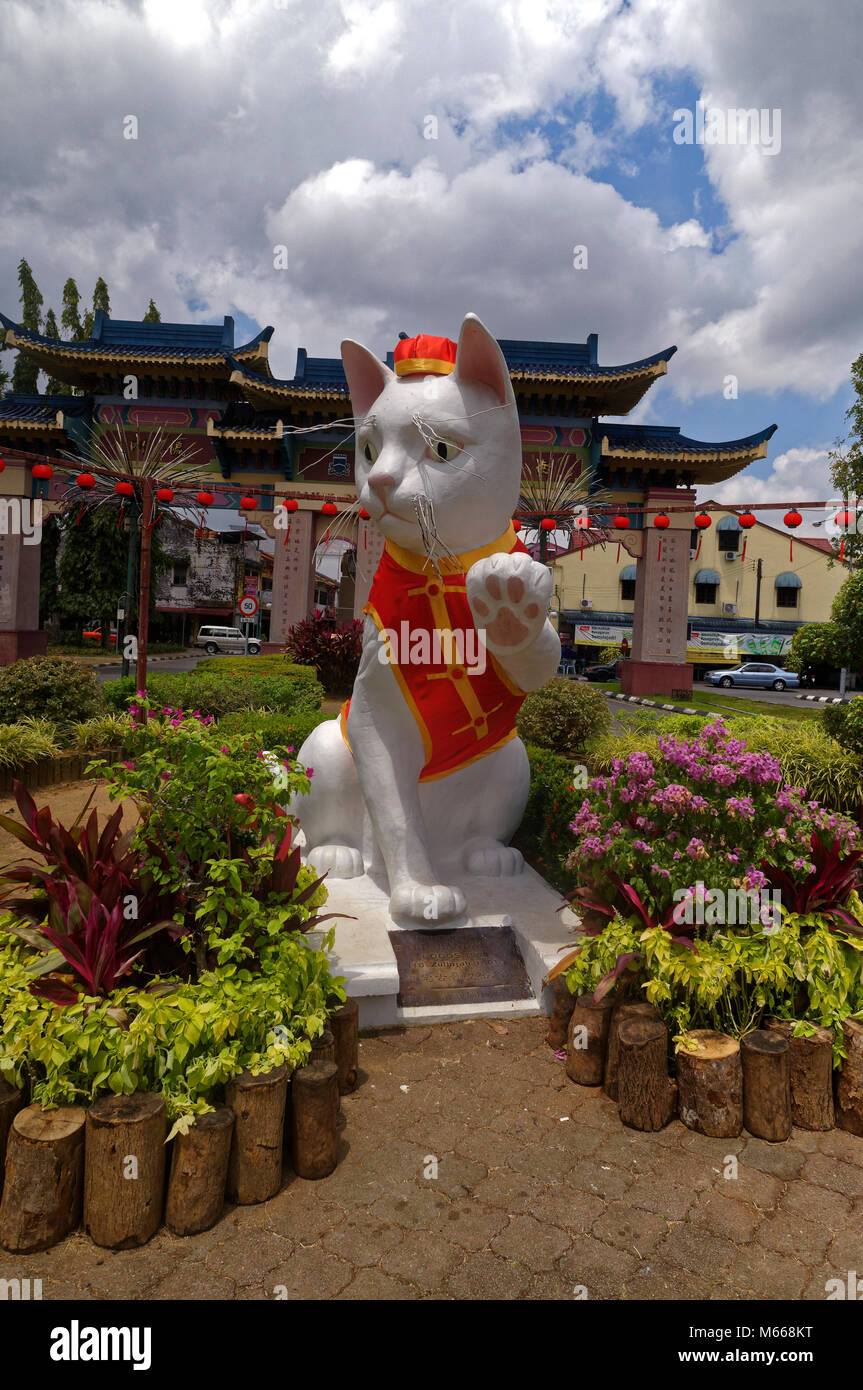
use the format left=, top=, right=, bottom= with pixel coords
left=3, top=1017, right=861, bottom=1300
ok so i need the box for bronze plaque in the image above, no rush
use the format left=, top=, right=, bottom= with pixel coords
left=389, top=926, right=532, bottom=1008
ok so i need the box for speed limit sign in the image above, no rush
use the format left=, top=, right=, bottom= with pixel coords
left=239, top=595, right=259, bottom=618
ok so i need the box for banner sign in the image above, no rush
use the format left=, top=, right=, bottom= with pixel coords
left=572, top=623, right=793, bottom=658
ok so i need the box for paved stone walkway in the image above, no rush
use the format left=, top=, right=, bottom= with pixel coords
left=4, top=1018, right=861, bottom=1300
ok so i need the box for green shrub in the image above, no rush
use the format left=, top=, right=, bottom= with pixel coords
left=516, top=678, right=611, bottom=757
left=217, top=709, right=335, bottom=748
left=597, top=644, right=621, bottom=666
left=196, top=656, right=318, bottom=682
left=723, top=717, right=863, bottom=818
left=103, top=670, right=324, bottom=718
left=0, top=718, right=60, bottom=768
left=285, top=613, right=363, bottom=695
left=0, top=657, right=102, bottom=728
left=822, top=697, right=863, bottom=756
left=512, top=744, right=581, bottom=893
left=71, top=713, right=134, bottom=751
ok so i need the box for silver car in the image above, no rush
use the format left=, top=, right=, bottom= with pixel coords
left=703, top=662, right=799, bottom=691
left=194, top=624, right=260, bottom=656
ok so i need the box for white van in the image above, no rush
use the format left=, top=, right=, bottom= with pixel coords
left=194, top=625, right=260, bottom=656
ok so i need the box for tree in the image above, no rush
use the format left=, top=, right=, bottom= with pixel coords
left=830, top=570, right=863, bottom=671
left=828, top=351, right=863, bottom=565
left=61, top=277, right=85, bottom=341
left=789, top=622, right=851, bottom=676
left=43, top=308, right=64, bottom=394
left=11, top=258, right=43, bottom=393
left=56, top=501, right=167, bottom=647
left=39, top=512, right=61, bottom=625
left=81, top=277, right=110, bottom=339
left=143, top=298, right=161, bottom=322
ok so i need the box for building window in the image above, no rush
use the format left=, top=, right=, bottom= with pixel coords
left=719, top=531, right=740, bottom=553
left=695, top=582, right=718, bottom=604
left=172, top=560, right=189, bottom=586
left=621, top=579, right=636, bottom=601
left=776, top=586, right=799, bottom=609
left=690, top=528, right=699, bottom=551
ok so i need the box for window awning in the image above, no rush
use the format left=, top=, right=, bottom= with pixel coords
left=619, top=565, right=637, bottom=581
left=716, top=515, right=741, bottom=531
left=775, top=571, right=802, bottom=588
left=694, top=568, right=720, bottom=585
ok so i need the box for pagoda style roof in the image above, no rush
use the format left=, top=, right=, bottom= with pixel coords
left=0, top=392, right=91, bottom=435
left=0, top=312, right=273, bottom=389
left=600, top=422, right=778, bottom=485
left=229, top=338, right=677, bottom=416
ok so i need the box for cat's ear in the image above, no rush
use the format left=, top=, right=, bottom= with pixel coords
left=341, top=340, right=394, bottom=418
left=453, top=314, right=513, bottom=406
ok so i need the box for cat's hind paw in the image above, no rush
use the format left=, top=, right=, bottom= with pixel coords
left=389, top=882, right=467, bottom=926
left=463, top=839, right=524, bottom=876
left=307, top=844, right=364, bottom=879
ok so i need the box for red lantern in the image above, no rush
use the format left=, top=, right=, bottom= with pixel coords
left=511, top=518, right=521, bottom=532
left=156, top=487, right=174, bottom=503
left=76, top=472, right=95, bottom=489
left=197, top=490, right=215, bottom=507
left=322, top=501, right=338, bottom=516
left=283, top=498, right=298, bottom=512
left=240, top=495, right=256, bottom=510
left=653, top=512, right=670, bottom=559
left=32, top=463, right=53, bottom=480
left=0, top=457, right=5, bottom=473
left=540, top=517, right=555, bottom=531
left=694, top=513, right=711, bottom=528
left=738, top=511, right=756, bottom=557
left=613, top=514, right=630, bottom=529
left=784, top=508, right=802, bottom=560
left=115, top=480, right=134, bottom=497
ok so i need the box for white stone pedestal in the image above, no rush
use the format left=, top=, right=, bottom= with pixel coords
left=313, top=866, right=582, bottom=1028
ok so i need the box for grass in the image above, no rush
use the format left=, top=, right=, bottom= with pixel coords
left=592, top=682, right=821, bottom=722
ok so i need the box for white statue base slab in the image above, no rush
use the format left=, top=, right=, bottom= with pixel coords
left=310, top=865, right=582, bottom=1028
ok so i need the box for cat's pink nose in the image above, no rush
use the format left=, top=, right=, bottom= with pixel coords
left=368, top=474, right=396, bottom=503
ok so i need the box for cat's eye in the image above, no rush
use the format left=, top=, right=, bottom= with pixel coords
left=434, top=439, right=462, bottom=462
left=362, top=441, right=378, bottom=464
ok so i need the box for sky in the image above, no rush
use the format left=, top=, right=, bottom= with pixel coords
left=2, top=0, right=862, bottom=537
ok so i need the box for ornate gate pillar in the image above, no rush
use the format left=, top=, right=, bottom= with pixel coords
left=0, top=459, right=47, bottom=666
left=263, top=507, right=316, bottom=652
left=620, top=487, right=694, bottom=698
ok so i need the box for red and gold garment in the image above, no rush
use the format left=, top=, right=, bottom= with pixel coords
left=340, top=524, right=529, bottom=783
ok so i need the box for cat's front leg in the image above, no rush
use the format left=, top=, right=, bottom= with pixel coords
left=348, top=623, right=467, bottom=926
left=466, top=550, right=561, bottom=692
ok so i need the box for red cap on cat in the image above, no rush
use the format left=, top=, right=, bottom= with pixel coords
left=394, top=333, right=457, bottom=378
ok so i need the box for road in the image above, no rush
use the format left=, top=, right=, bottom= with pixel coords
left=94, top=652, right=209, bottom=684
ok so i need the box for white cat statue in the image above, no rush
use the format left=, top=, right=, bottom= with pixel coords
left=291, top=314, right=561, bottom=928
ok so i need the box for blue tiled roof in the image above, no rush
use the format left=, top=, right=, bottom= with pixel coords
left=0, top=393, right=91, bottom=422
left=602, top=423, right=778, bottom=454
left=0, top=313, right=272, bottom=361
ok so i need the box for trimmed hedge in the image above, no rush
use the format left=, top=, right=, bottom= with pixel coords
left=103, top=669, right=325, bottom=718
left=516, top=677, right=611, bottom=757
left=511, top=744, right=581, bottom=894
left=217, top=708, right=335, bottom=749
left=0, top=657, right=102, bottom=728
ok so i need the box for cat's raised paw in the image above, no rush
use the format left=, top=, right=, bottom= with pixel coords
left=466, top=550, right=551, bottom=655
left=307, top=844, right=364, bottom=879
left=389, top=881, right=467, bottom=926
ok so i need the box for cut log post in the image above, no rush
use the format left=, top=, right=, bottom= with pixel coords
left=617, top=1018, right=677, bottom=1131
left=676, top=1030, right=743, bottom=1138
left=310, top=1029, right=335, bottom=1064
left=565, top=992, right=616, bottom=1086
left=291, top=1061, right=339, bottom=1180
left=0, top=1104, right=86, bottom=1253
left=741, top=1029, right=792, bottom=1142
left=0, top=1080, right=25, bottom=1195
left=766, top=1019, right=834, bottom=1131
left=226, top=1066, right=288, bottom=1204
left=165, top=1107, right=234, bottom=1237
left=604, top=1000, right=660, bottom=1102
left=329, top=998, right=359, bottom=1094
left=836, top=1018, right=863, bottom=1137
left=83, top=1092, right=167, bottom=1249
left=546, top=977, right=577, bottom=1051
